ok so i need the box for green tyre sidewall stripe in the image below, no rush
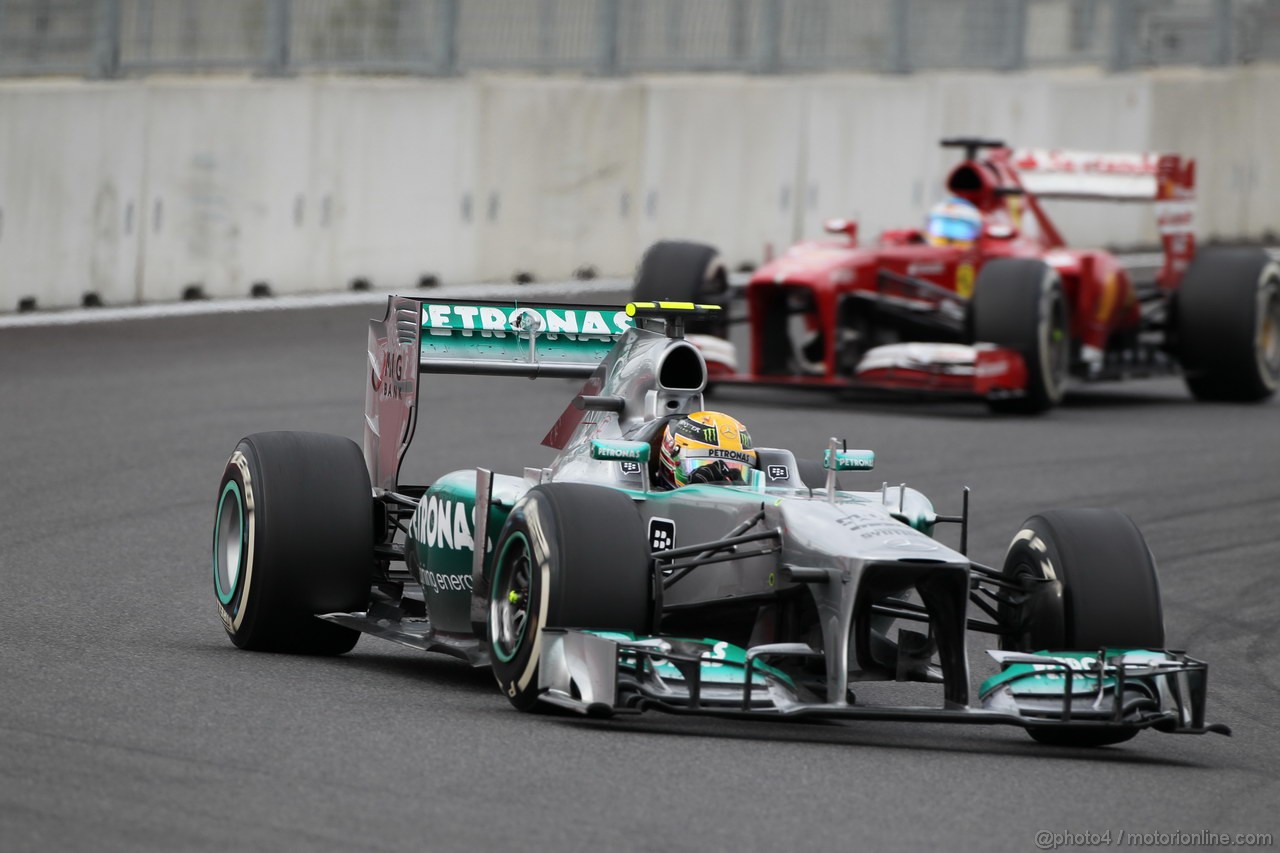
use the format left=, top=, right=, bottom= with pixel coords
left=214, top=479, right=245, bottom=607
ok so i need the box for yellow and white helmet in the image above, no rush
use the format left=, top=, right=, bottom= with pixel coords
left=659, top=411, right=757, bottom=488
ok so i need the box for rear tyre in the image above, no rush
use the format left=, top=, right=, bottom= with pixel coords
left=1177, top=247, right=1280, bottom=402
left=633, top=240, right=729, bottom=337
left=1000, top=509, right=1164, bottom=747
left=488, top=484, right=652, bottom=711
left=213, top=431, right=373, bottom=655
left=970, top=259, right=1069, bottom=414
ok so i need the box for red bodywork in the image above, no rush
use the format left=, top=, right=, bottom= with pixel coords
left=718, top=143, right=1196, bottom=401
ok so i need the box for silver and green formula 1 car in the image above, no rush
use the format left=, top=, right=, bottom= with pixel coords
left=212, top=297, right=1228, bottom=746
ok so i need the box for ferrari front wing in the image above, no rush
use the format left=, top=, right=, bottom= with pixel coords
left=704, top=341, right=1030, bottom=401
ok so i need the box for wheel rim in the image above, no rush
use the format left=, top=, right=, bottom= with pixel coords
left=1258, top=278, right=1280, bottom=388
left=214, top=481, right=244, bottom=605
left=490, top=533, right=532, bottom=663
left=1041, top=286, right=1069, bottom=401
left=999, top=559, right=1036, bottom=650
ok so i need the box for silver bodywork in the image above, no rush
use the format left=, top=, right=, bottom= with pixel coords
left=339, top=295, right=1228, bottom=737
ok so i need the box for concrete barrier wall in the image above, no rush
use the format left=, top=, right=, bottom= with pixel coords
left=316, top=80, right=478, bottom=289
left=2, top=67, right=1279, bottom=312
left=0, top=82, right=147, bottom=309
left=470, top=77, right=642, bottom=281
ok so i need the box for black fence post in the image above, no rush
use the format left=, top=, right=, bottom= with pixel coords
left=435, top=0, right=459, bottom=75
left=1004, top=0, right=1027, bottom=71
left=1109, top=0, right=1135, bottom=72
left=94, top=0, right=121, bottom=79
left=758, top=0, right=781, bottom=73
left=265, top=0, right=291, bottom=75
left=890, top=0, right=910, bottom=74
left=597, top=0, right=620, bottom=75
left=1211, top=0, right=1234, bottom=66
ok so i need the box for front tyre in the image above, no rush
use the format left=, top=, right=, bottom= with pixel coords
left=1177, top=247, right=1280, bottom=402
left=970, top=258, right=1069, bottom=414
left=488, top=484, right=651, bottom=711
left=213, top=431, right=373, bottom=655
left=999, top=509, right=1164, bottom=747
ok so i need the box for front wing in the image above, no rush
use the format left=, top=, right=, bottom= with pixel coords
left=706, top=341, right=1030, bottom=401
left=537, top=630, right=1229, bottom=738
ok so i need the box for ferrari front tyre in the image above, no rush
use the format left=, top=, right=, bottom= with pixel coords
left=488, top=484, right=651, bottom=711
left=999, top=509, right=1164, bottom=747
left=632, top=240, right=729, bottom=338
left=1177, top=246, right=1280, bottom=402
left=970, top=258, right=1069, bottom=414
left=213, top=431, right=373, bottom=655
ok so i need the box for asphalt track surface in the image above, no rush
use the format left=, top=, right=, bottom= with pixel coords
left=2, top=294, right=1279, bottom=853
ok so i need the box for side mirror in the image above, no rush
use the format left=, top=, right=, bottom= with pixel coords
left=823, top=218, right=859, bottom=243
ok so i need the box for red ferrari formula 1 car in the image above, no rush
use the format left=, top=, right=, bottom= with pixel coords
left=633, top=138, right=1279, bottom=413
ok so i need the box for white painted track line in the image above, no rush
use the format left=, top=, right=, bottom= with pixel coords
left=0, top=278, right=632, bottom=330
left=4, top=247, right=1275, bottom=330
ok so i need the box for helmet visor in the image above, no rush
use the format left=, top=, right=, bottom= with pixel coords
left=927, top=214, right=981, bottom=242
left=677, top=450, right=755, bottom=485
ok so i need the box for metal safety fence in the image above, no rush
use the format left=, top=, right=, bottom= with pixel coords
left=1, top=0, right=1279, bottom=78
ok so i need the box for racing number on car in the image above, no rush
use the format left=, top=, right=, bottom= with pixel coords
left=649, top=518, right=676, bottom=553
left=956, top=263, right=975, bottom=300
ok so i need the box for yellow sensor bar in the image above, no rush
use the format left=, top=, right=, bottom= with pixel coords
left=625, top=301, right=723, bottom=316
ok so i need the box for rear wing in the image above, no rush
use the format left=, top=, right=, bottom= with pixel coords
left=1008, top=148, right=1193, bottom=203
left=364, top=296, right=634, bottom=492
left=994, top=146, right=1196, bottom=285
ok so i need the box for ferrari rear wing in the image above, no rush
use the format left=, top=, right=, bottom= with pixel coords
left=948, top=142, right=1197, bottom=286
left=1011, top=148, right=1196, bottom=285
left=1008, top=148, right=1194, bottom=205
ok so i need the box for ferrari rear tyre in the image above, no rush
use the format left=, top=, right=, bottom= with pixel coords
left=1000, top=509, right=1164, bottom=747
left=633, top=240, right=729, bottom=337
left=488, top=484, right=651, bottom=711
left=1177, top=247, right=1280, bottom=402
left=970, top=259, right=1069, bottom=414
left=213, top=431, right=373, bottom=655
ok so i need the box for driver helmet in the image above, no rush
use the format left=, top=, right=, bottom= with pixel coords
left=925, top=197, right=983, bottom=247
left=659, top=411, right=757, bottom=489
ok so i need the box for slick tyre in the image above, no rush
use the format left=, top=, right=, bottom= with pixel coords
left=970, top=258, right=1069, bottom=414
left=488, top=484, right=651, bottom=711
left=1177, top=247, right=1280, bottom=402
left=1000, top=509, right=1164, bottom=747
left=633, top=240, right=729, bottom=337
left=213, top=431, right=373, bottom=655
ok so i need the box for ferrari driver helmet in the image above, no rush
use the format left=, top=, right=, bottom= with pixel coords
left=925, top=197, right=983, bottom=247
left=659, top=411, right=758, bottom=489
